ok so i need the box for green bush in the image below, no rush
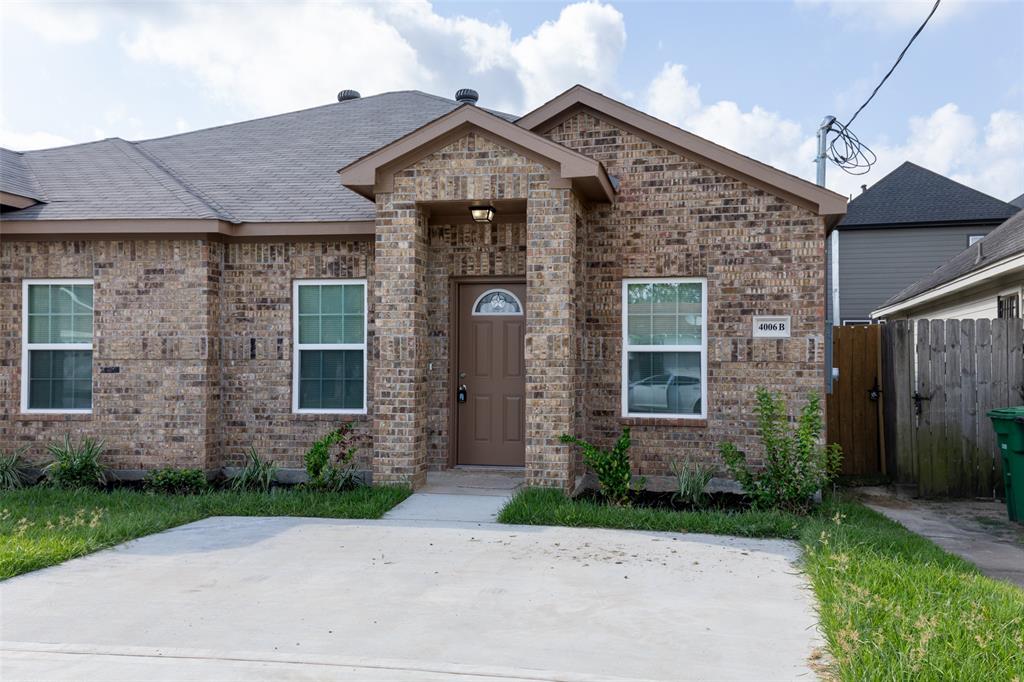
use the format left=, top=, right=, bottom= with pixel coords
left=560, top=428, right=642, bottom=506
left=143, top=467, right=211, bottom=495
left=0, top=446, right=34, bottom=490
left=43, top=435, right=107, bottom=490
left=670, top=456, right=713, bottom=508
left=303, top=425, right=360, bottom=492
left=230, top=448, right=278, bottom=493
left=720, top=388, right=841, bottom=513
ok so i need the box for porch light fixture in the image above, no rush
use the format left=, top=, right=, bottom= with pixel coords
left=470, top=205, right=496, bottom=224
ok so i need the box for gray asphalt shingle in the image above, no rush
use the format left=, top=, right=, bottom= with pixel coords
left=881, top=209, right=1024, bottom=308
left=838, top=161, right=1019, bottom=228
left=3, top=91, right=510, bottom=223
left=0, top=147, right=45, bottom=201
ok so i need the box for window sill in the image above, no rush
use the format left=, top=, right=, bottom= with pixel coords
left=290, top=412, right=369, bottom=422
left=16, top=412, right=93, bottom=422
left=620, top=416, right=708, bottom=428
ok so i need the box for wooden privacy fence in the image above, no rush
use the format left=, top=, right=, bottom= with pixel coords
left=883, top=318, right=1024, bottom=498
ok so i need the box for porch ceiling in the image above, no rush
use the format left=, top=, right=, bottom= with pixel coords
left=336, top=105, right=615, bottom=204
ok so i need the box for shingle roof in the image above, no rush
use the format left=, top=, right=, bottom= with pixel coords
left=3, top=91, right=514, bottom=223
left=881, top=209, right=1024, bottom=308
left=0, top=147, right=45, bottom=201
left=1011, top=192, right=1024, bottom=209
left=838, top=161, right=1019, bottom=228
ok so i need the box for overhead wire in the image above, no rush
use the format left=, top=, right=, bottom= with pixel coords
left=825, top=0, right=942, bottom=175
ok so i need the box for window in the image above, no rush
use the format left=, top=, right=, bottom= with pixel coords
left=968, top=235, right=985, bottom=247
left=998, top=294, right=1020, bottom=319
left=22, top=280, right=94, bottom=413
left=472, top=289, right=523, bottom=315
left=622, top=279, right=707, bottom=419
left=292, top=280, right=367, bottom=413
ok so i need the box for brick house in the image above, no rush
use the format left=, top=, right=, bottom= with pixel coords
left=0, top=86, right=846, bottom=490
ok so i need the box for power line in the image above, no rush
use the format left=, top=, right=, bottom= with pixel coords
left=844, top=0, right=942, bottom=129
left=824, top=0, right=942, bottom=177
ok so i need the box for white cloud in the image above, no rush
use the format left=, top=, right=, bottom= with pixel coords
left=1, top=2, right=101, bottom=44
left=121, top=0, right=626, bottom=116
left=0, top=127, right=72, bottom=151
left=643, top=63, right=1024, bottom=201
left=797, top=0, right=968, bottom=29
left=510, top=1, right=626, bottom=109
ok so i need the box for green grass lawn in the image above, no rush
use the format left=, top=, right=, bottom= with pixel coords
left=0, top=485, right=410, bottom=581
left=499, top=488, right=1024, bottom=681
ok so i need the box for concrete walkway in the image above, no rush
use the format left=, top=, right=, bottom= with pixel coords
left=1, top=474, right=823, bottom=681
left=859, top=488, right=1024, bottom=588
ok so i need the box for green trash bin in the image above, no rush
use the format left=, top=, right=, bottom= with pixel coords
left=987, top=406, right=1024, bottom=523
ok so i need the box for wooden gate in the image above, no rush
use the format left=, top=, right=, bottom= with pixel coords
left=884, top=319, right=1024, bottom=498
left=827, top=325, right=884, bottom=476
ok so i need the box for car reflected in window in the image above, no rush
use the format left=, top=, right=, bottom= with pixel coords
left=627, top=373, right=701, bottom=415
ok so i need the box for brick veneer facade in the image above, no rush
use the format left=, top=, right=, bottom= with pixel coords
left=1, top=112, right=827, bottom=490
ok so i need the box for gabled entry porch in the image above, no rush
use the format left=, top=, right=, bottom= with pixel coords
left=338, top=104, right=614, bottom=491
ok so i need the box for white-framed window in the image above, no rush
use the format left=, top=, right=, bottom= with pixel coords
left=21, top=279, right=94, bottom=414
left=292, top=279, right=367, bottom=414
left=472, top=288, right=523, bottom=316
left=968, top=235, right=985, bottom=247
left=622, top=278, right=707, bottom=419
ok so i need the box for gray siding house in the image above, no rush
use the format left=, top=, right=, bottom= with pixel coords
left=830, top=162, right=1020, bottom=324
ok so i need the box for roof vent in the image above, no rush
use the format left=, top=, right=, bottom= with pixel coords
left=337, top=89, right=361, bottom=102
left=455, top=88, right=479, bottom=105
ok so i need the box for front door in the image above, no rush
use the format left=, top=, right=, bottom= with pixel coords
left=456, top=282, right=526, bottom=466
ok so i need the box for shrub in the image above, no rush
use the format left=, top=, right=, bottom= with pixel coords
left=143, top=467, right=211, bottom=495
left=43, top=435, right=107, bottom=490
left=303, top=425, right=360, bottom=492
left=670, top=456, right=713, bottom=508
left=719, top=388, right=841, bottom=513
left=231, top=448, right=278, bottom=493
left=0, top=446, right=34, bottom=490
left=560, top=428, right=642, bottom=506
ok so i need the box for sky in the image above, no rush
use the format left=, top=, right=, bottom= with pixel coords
left=1, top=0, right=1022, bottom=201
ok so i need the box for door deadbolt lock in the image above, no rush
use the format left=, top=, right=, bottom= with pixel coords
left=457, top=384, right=468, bottom=404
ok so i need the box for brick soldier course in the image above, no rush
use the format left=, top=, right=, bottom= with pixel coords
left=0, top=86, right=846, bottom=491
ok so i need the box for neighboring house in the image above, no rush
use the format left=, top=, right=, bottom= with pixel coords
left=1011, top=192, right=1024, bottom=210
left=872, top=209, right=1024, bottom=322
left=829, top=162, right=1019, bottom=325
left=0, top=85, right=846, bottom=490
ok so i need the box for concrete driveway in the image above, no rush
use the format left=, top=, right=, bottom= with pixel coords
left=1, top=506, right=822, bottom=681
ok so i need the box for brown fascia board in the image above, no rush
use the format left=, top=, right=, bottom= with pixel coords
left=0, top=219, right=375, bottom=240
left=0, top=192, right=38, bottom=210
left=517, top=85, right=848, bottom=222
left=337, top=104, right=615, bottom=203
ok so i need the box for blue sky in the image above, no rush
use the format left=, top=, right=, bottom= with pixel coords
left=1, top=0, right=1022, bottom=199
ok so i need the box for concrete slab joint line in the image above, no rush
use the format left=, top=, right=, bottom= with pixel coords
left=0, top=512, right=822, bottom=681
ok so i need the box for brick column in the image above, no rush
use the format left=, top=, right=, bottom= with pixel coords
left=525, top=185, right=579, bottom=490
left=372, top=195, right=429, bottom=488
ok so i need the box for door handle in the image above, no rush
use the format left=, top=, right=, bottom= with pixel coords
left=457, top=384, right=468, bottom=404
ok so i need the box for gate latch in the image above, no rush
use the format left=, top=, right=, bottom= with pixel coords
left=868, top=379, right=881, bottom=402
left=912, top=390, right=930, bottom=416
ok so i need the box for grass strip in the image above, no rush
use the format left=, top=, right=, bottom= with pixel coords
left=499, top=487, right=1024, bottom=681
left=0, top=485, right=410, bottom=580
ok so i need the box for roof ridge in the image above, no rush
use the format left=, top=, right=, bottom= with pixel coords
left=136, top=90, right=448, bottom=145
left=127, top=140, right=241, bottom=223
left=109, top=138, right=234, bottom=222
left=5, top=148, right=48, bottom=202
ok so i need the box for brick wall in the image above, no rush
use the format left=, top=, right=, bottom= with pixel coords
left=544, top=110, right=827, bottom=475
left=0, top=238, right=376, bottom=472
left=1, top=239, right=222, bottom=470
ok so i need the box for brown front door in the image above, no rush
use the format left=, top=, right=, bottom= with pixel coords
left=456, top=282, right=526, bottom=466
